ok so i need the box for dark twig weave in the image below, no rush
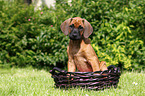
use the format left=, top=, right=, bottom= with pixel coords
left=50, top=65, right=121, bottom=90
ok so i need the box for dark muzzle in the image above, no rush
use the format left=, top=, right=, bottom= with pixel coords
left=69, top=28, right=81, bottom=40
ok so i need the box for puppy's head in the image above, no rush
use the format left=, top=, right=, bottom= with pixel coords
left=60, top=17, right=93, bottom=40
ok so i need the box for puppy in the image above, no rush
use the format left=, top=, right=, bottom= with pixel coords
left=60, top=17, right=107, bottom=72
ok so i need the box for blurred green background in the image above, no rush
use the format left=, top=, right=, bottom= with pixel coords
left=0, top=0, right=145, bottom=70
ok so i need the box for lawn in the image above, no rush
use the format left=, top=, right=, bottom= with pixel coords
left=0, top=67, right=145, bottom=96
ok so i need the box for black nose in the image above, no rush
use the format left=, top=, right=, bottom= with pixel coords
left=73, top=34, right=77, bottom=37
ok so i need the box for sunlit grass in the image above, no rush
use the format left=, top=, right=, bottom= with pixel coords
left=0, top=67, right=145, bottom=96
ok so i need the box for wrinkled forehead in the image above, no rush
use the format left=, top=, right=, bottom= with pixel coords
left=70, top=19, right=84, bottom=28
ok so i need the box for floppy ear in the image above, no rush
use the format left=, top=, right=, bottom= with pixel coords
left=60, top=18, right=72, bottom=35
left=83, top=19, right=93, bottom=38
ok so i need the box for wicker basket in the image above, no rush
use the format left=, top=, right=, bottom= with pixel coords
left=50, top=65, right=121, bottom=90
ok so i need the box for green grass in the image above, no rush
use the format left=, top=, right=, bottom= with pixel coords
left=0, top=67, right=145, bottom=96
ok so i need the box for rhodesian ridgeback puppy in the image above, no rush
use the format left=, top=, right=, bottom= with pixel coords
left=60, top=17, right=107, bottom=72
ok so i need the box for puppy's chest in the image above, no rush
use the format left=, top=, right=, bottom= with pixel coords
left=74, top=54, right=92, bottom=72
left=69, top=45, right=93, bottom=72
left=70, top=46, right=86, bottom=61
left=73, top=50, right=92, bottom=72
left=70, top=46, right=83, bottom=57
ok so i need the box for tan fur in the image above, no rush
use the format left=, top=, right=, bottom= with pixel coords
left=61, top=17, right=107, bottom=72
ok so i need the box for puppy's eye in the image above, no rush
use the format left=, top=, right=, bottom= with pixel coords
left=69, top=24, right=74, bottom=28
left=69, top=25, right=73, bottom=28
left=79, top=25, right=83, bottom=29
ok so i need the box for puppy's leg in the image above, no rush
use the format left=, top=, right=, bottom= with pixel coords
left=67, top=46, right=76, bottom=72
left=67, top=55, right=75, bottom=80
left=68, top=60, right=76, bottom=72
left=99, top=61, right=108, bottom=71
left=67, top=52, right=76, bottom=72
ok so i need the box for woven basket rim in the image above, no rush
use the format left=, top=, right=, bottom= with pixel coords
left=50, top=65, right=120, bottom=75
left=50, top=65, right=121, bottom=90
